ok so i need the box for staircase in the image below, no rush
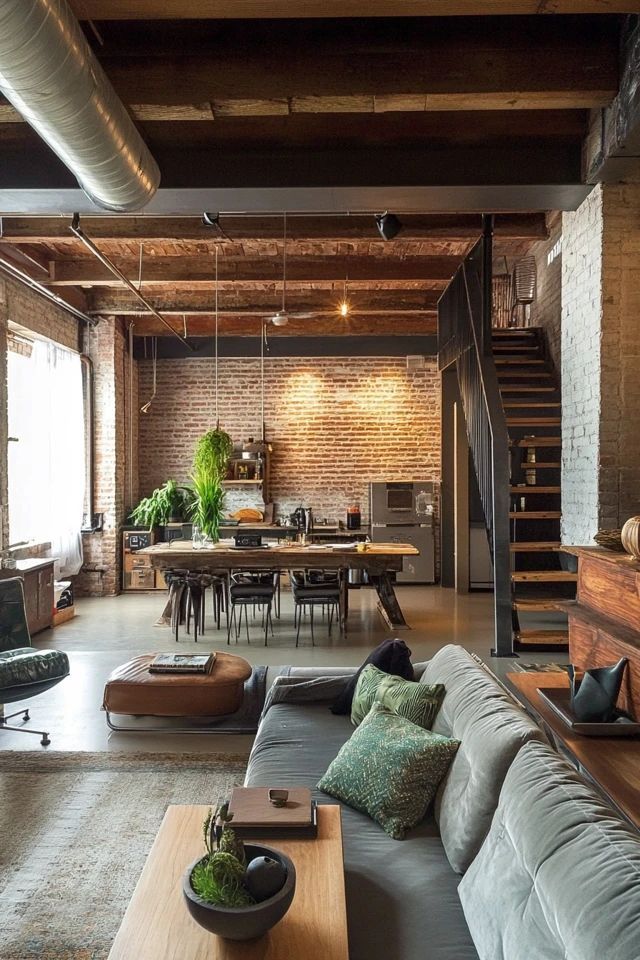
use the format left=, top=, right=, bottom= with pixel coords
left=492, top=326, right=574, bottom=649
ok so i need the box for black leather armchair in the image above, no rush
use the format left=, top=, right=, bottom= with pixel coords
left=0, top=576, right=70, bottom=746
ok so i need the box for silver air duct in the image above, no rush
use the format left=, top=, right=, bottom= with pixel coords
left=0, top=0, right=160, bottom=212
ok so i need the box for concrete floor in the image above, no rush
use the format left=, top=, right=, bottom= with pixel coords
left=2, top=584, right=565, bottom=753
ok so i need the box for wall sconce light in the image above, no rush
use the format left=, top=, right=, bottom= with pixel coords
left=375, top=212, right=402, bottom=241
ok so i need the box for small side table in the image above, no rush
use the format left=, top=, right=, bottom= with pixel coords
left=507, top=671, right=640, bottom=831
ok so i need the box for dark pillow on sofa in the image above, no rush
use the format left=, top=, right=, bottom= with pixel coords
left=330, top=638, right=413, bottom=715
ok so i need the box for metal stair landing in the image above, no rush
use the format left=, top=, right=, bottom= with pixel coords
left=492, top=326, right=573, bottom=651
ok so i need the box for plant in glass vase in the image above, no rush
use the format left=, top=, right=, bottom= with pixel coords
left=190, top=472, right=225, bottom=544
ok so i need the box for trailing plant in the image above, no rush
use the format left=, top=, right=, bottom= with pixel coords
left=129, top=480, right=195, bottom=529
left=190, top=805, right=255, bottom=908
left=193, top=428, right=233, bottom=483
left=189, top=472, right=225, bottom=542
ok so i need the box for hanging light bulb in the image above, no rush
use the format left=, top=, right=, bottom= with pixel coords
left=338, top=277, right=350, bottom=318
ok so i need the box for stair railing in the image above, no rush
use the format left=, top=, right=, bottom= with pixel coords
left=438, top=216, right=512, bottom=656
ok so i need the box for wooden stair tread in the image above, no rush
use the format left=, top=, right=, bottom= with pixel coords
left=510, top=511, right=562, bottom=518
left=515, top=630, right=569, bottom=645
left=500, top=386, right=557, bottom=393
left=492, top=326, right=540, bottom=334
left=513, top=598, right=564, bottom=611
left=492, top=345, right=540, bottom=352
left=498, top=370, right=553, bottom=379
left=510, top=486, right=561, bottom=493
left=503, top=402, right=560, bottom=408
left=518, top=461, right=561, bottom=468
left=507, top=417, right=561, bottom=425
left=511, top=437, right=560, bottom=447
left=511, top=571, right=578, bottom=582
left=510, top=542, right=561, bottom=551
left=495, top=358, right=547, bottom=365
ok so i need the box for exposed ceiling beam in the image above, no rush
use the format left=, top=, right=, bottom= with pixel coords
left=56, top=18, right=617, bottom=116
left=0, top=213, right=548, bottom=243
left=88, top=289, right=443, bottom=315
left=47, top=255, right=463, bottom=286
left=69, top=1, right=640, bottom=18
left=128, top=315, right=437, bottom=337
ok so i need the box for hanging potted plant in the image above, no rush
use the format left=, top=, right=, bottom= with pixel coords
left=194, top=428, right=233, bottom=482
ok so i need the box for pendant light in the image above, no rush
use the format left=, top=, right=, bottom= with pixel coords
left=339, top=277, right=350, bottom=318
left=214, top=245, right=220, bottom=427
left=140, top=336, right=157, bottom=413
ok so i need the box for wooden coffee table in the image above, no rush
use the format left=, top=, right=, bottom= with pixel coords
left=108, top=803, right=349, bottom=960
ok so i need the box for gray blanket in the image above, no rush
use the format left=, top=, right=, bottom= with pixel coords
left=262, top=674, right=350, bottom=717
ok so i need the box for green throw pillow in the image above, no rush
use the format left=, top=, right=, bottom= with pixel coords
left=351, top=663, right=445, bottom=728
left=318, top=702, right=460, bottom=840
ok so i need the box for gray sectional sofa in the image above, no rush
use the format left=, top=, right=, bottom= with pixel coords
left=246, top=645, right=640, bottom=960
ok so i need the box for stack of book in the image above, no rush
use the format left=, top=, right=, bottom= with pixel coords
left=227, top=787, right=317, bottom=839
left=149, top=653, right=215, bottom=674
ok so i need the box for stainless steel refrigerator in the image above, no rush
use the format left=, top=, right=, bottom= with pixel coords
left=369, top=481, right=436, bottom=583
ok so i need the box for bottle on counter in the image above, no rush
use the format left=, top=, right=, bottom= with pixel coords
left=346, top=503, right=361, bottom=530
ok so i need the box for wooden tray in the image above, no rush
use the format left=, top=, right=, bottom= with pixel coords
left=537, top=687, right=640, bottom=737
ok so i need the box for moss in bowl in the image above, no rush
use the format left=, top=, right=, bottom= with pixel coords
left=182, top=805, right=296, bottom=941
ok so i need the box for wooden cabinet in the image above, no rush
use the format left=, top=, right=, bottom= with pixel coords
left=0, top=558, right=55, bottom=635
left=560, top=546, right=640, bottom=719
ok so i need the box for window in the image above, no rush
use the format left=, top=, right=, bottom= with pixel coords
left=7, top=336, right=86, bottom=576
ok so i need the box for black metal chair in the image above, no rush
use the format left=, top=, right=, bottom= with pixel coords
left=227, top=571, right=278, bottom=646
left=290, top=569, right=341, bottom=647
left=0, top=577, right=69, bottom=746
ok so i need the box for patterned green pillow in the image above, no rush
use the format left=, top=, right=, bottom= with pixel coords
left=351, top=663, right=445, bottom=728
left=318, top=702, right=460, bottom=840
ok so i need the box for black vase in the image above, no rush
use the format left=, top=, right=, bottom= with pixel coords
left=567, top=657, right=628, bottom=723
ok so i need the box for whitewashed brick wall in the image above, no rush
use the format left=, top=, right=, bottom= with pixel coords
left=561, top=185, right=603, bottom=545
left=561, top=183, right=640, bottom=545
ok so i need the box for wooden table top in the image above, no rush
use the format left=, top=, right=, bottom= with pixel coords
left=507, top=672, right=640, bottom=831
left=140, top=540, right=418, bottom=567
left=108, top=804, right=348, bottom=960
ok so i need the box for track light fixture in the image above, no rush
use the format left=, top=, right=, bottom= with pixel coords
left=375, top=211, right=402, bottom=241
left=202, top=212, right=230, bottom=240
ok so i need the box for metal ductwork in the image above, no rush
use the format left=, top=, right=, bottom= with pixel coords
left=0, top=0, right=160, bottom=212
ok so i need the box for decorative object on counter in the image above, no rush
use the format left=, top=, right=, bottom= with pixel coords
left=536, top=686, right=640, bottom=737
left=593, top=528, right=625, bottom=552
left=183, top=804, right=296, bottom=941
left=129, top=479, right=195, bottom=529
left=567, top=658, right=628, bottom=723
left=621, top=516, right=640, bottom=559
left=232, top=507, right=263, bottom=522
left=346, top=503, right=361, bottom=530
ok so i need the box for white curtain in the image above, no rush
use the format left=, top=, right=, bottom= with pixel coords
left=7, top=340, right=85, bottom=576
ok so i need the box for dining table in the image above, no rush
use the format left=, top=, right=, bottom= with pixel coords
left=138, top=539, right=420, bottom=629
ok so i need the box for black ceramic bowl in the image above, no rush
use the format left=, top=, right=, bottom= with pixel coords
left=182, top=844, right=296, bottom=941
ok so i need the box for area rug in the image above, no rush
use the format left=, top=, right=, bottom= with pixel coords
left=0, top=751, right=248, bottom=960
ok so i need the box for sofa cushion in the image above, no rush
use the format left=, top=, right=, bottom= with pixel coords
left=330, top=638, right=413, bottom=715
left=459, top=740, right=640, bottom=960
left=351, top=663, right=445, bottom=728
left=319, top=701, right=459, bottom=839
left=246, top=700, right=479, bottom=960
left=421, top=645, right=547, bottom=873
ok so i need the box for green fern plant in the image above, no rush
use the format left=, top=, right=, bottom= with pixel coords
left=129, top=479, right=195, bottom=529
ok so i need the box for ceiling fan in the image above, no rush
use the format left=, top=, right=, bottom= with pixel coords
left=267, top=212, right=315, bottom=326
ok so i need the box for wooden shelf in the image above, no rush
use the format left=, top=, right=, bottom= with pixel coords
left=511, top=570, right=577, bottom=582
left=223, top=479, right=264, bottom=486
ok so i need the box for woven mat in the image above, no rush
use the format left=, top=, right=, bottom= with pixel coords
left=0, top=751, right=247, bottom=960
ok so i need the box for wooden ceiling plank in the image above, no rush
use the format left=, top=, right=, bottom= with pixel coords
left=45, top=254, right=464, bottom=286
left=0, top=213, right=548, bottom=242
left=68, top=2, right=640, bottom=18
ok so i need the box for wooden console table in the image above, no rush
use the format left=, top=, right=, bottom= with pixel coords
left=108, top=804, right=348, bottom=960
left=558, top=546, right=640, bottom=719
left=507, top=671, right=640, bottom=830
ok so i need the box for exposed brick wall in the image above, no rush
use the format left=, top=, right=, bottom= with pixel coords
left=0, top=280, right=8, bottom=552
left=137, top=356, right=441, bottom=527
left=77, top=317, right=135, bottom=596
left=561, top=184, right=640, bottom=544
left=528, top=211, right=562, bottom=378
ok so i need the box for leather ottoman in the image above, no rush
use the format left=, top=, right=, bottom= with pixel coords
left=103, top=652, right=252, bottom=719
